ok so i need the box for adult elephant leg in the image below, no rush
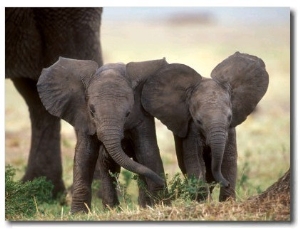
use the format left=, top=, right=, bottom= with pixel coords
left=130, top=116, right=166, bottom=207
left=11, top=77, right=65, bottom=197
left=174, top=122, right=208, bottom=201
left=98, top=144, right=121, bottom=209
left=71, top=132, right=99, bottom=214
left=219, top=128, right=237, bottom=201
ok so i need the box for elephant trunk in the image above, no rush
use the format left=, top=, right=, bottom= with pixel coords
left=208, top=127, right=230, bottom=188
left=97, top=124, right=165, bottom=187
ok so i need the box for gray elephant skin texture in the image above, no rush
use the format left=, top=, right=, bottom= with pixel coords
left=142, top=52, right=269, bottom=201
left=37, top=57, right=168, bottom=213
left=5, top=8, right=103, bottom=197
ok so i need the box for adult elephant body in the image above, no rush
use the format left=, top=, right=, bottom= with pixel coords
left=5, top=8, right=103, bottom=197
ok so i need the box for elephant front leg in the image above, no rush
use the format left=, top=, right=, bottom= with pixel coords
left=174, top=122, right=208, bottom=201
left=219, top=128, right=237, bottom=201
left=130, top=117, right=167, bottom=206
left=71, top=132, right=99, bottom=214
left=97, top=145, right=121, bottom=209
left=11, top=78, right=65, bottom=197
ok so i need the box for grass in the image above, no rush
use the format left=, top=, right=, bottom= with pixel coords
left=6, top=167, right=290, bottom=221
left=5, top=13, right=290, bottom=221
left=25, top=199, right=289, bottom=221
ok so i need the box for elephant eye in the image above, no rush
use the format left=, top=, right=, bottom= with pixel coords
left=227, top=114, right=232, bottom=123
left=125, top=111, right=130, bottom=118
left=196, top=119, right=203, bottom=126
left=90, top=105, right=95, bottom=117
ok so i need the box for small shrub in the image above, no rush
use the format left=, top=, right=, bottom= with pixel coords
left=5, top=165, right=54, bottom=220
left=236, top=161, right=263, bottom=199
left=134, top=173, right=210, bottom=204
left=110, top=170, right=134, bottom=206
left=165, top=173, right=209, bottom=202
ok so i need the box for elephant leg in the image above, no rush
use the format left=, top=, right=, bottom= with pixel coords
left=136, top=175, right=151, bottom=207
left=98, top=144, right=120, bottom=209
left=11, top=78, right=65, bottom=197
left=219, top=128, right=237, bottom=201
left=130, top=116, right=166, bottom=206
left=173, top=134, right=186, bottom=174
left=71, top=132, right=99, bottom=214
left=174, top=122, right=208, bottom=201
left=203, top=146, right=216, bottom=196
left=119, top=137, right=152, bottom=208
left=120, top=139, right=153, bottom=207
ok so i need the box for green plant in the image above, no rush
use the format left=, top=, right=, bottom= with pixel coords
left=165, top=173, right=210, bottom=202
left=5, top=165, right=54, bottom=220
left=110, top=170, right=135, bottom=207
left=236, top=160, right=263, bottom=200
left=135, top=173, right=210, bottom=204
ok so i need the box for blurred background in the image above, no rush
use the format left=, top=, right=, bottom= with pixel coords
left=5, top=7, right=290, bottom=198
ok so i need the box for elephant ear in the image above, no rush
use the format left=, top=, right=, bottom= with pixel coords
left=37, top=57, right=98, bottom=135
left=126, top=58, right=168, bottom=88
left=142, top=63, right=202, bottom=137
left=211, top=52, right=269, bottom=127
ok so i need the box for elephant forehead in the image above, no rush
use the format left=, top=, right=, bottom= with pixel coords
left=192, top=79, right=231, bottom=109
left=95, top=63, right=125, bottom=75
left=87, top=78, right=134, bottom=108
left=199, top=79, right=230, bottom=102
left=90, top=70, right=131, bottom=90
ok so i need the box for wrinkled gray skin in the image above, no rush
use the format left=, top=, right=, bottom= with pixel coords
left=37, top=58, right=167, bottom=213
left=142, top=52, right=269, bottom=201
left=5, top=8, right=103, bottom=197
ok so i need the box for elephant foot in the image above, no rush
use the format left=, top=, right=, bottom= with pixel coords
left=138, top=188, right=171, bottom=208
left=138, top=194, right=152, bottom=208
left=70, top=207, right=90, bottom=215
left=194, top=185, right=210, bottom=202
left=219, top=186, right=236, bottom=202
left=101, top=200, right=120, bottom=211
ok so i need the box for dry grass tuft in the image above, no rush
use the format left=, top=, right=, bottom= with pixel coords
left=97, top=198, right=289, bottom=221
left=84, top=196, right=290, bottom=221
left=244, top=168, right=290, bottom=221
left=83, top=170, right=291, bottom=221
left=6, top=169, right=290, bottom=221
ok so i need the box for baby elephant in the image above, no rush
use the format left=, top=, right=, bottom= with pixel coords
left=141, top=52, right=269, bottom=201
left=37, top=57, right=168, bottom=213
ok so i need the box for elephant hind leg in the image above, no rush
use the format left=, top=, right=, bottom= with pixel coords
left=11, top=78, right=65, bottom=197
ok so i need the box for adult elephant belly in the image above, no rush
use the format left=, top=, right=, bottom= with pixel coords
left=5, top=8, right=44, bottom=80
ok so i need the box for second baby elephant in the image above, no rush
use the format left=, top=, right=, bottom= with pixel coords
left=142, top=52, right=269, bottom=201
left=37, top=57, right=168, bottom=213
